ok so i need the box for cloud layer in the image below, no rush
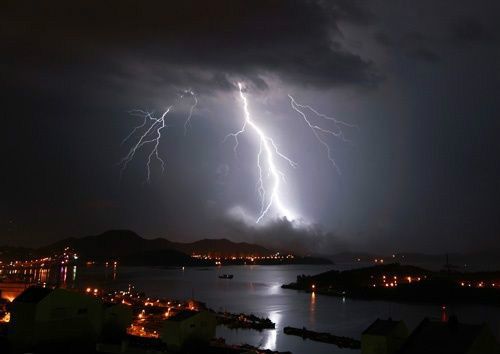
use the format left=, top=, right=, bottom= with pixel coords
left=2, top=0, right=379, bottom=91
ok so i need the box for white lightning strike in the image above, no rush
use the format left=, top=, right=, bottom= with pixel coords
left=181, top=89, right=198, bottom=135
left=288, top=95, right=356, bottom=174
left=120, top=84, right=353, bottom=224
left=119, top=90, right=197, bottom=182
left=225, top=83, right=297, bottom=223
left=119, top=107, right=171, bottom=182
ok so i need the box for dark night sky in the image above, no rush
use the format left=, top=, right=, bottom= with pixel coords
left=2, top=0, right=500, bottom=253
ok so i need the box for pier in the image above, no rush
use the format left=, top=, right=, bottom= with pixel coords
left=217, top=311, right=275, bottom=330
left=283, top=326, right=360, bottom=349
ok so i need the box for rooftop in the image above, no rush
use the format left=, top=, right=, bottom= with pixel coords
left=13, top=287, right=53, bottom=303
left=363, top=318, right=405, bottom=336
left=167, top=310, right=200, bottom=322
left=398, top=317, right=492, bottom=354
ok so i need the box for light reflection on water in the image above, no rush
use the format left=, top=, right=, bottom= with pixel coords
left=0, top=266, right=77, bottom=286
left=0, top=265, right=80, bottom=300
left=262, top=311, right=281, bottom=350
left=309, top=292, right=316, bottom=326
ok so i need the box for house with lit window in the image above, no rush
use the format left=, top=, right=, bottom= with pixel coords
left=160, top=310, right=216, bottom=350
left=362, top=318, right=409, bottom=354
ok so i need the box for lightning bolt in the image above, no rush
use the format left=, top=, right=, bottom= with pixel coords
left=181, top=89, right=198, bottom=135
left=226, top=83, right=297, bottom=223
left=288, top=95, right=356, bottom=174
left=120, top=84, right=354, bottom=224
left=119, top=107, right=171, bottom=183
left=119, top=90, right=197, bottom=182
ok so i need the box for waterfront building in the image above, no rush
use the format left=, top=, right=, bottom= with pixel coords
left=397, top=317, right=500, bottom=354
left=160, top=310, right=216, bottom=351
left=362, top=318, right=409, bottom=354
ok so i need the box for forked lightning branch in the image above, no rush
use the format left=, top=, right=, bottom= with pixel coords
left=120, top=83, right=354, bottom=223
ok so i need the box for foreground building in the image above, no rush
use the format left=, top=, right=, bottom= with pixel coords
left=361, top=318, right=409, bottom=354
left=160, top=310, right=216, bottom=351
left=397, top=317, right=500, bottom=354
left=8, top=287, right=131, bottom=350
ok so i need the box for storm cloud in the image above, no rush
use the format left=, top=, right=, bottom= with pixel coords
left=216, top=215, right=349, bottom=256
left=2, top=0, right=379, bottom=92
